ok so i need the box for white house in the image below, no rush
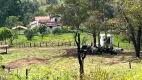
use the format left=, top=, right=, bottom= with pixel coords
left=100, top=34, right=114, bottom=47
left=46, top=17, right=62, bottom=31
left=30, top=16, right=62, bottom=30
left=30, top=21, right=39, bottom=29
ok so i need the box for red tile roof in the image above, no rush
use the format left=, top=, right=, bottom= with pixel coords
left=12, top=25, right=27, bottom=30
left=35, top=16, right=50, bottom=21
left=46, top=22, right=61, bottom=25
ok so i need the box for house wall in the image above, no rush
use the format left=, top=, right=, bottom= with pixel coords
left=100, top=34, right=114, bottom=47
left=47, top=26, right=61, bottom=31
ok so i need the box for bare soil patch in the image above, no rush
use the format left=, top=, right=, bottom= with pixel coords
left=62, top=48, right=77, bottom=57
left=5, top=57, right=48, bottom=69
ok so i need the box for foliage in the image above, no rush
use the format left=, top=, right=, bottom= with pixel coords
left=5, top=16, right=22, bottom=29
left=38, top=24, right=46, bottom=34
left=0, top=27, right=12, bottom=41
left=38, top=24, right=47, bottom=38
left=10, top=30, right=18, bottom=45
left=0, top=0, right=22, bottom=26
left=53, top=28, right=62, bottom=34
left=53, top=27, right=72, bottom=34
left=21, top=1, right=39, bottom=25
left=114, top=0, right=142, bottom=58
left=82, top=11, right=102, bottom=33
left=24, top=29, right=35, bottom=40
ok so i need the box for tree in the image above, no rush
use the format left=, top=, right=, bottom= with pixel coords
left=20, top=1, right=39, bottom=25
left=82, top=11, right=103, bottom=47
left=87, top=0, right=114, bottom=48
left=115, top=0, right=142, bottom=58
left=47, top=0, right=89, bottom=79
left=0, top=27, right=12, bottom=43
left=24, top=29, right=35, bottom=40
left=10, top=30, right=18, bottom=45
left=38, top=24, right=47, bottom=39
left=0, top=0, right=22, bottom=26
left=5, top=16, right=22, bottom=29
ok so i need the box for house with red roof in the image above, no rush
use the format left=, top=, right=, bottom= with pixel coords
left=30, top=16, right=62, bottom=31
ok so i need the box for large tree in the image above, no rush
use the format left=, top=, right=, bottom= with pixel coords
left=47, top=0, right=89, bottom=79
left=115, top=0, right=142, bottom=58
left=20, top=1, right=39, bottom=25
left=0, top=0, right=40, bottom=26
left=0, top=27, right=12, bottom=43
left=5, top=16, right=22, bottom=29
left=82, top=11, right=103, bottom=47
left=0, top=0, right=22, bottom=26
left=87, top=0, right=114, bottom=47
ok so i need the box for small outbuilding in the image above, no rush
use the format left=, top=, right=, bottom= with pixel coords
left=100, top=34, right=114, bottom=47
left=12, top=25, right=27, bottom=35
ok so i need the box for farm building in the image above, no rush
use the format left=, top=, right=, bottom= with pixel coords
left=100, top=34, right=114, bottom=47
left=30, top=16, right=62, bottom=31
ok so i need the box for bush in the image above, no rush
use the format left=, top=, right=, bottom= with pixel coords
left=53, top=27, right=72, bottom=34
left=0, top=27, right=12, bottom=41
left=53, top=28, right=62, bottom=34
left=24, top=30, right=34, bottom=40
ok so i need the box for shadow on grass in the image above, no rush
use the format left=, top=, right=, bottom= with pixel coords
left=0, top=52, right=8, bottom=55
left=52, top=48, right=142, bottom=66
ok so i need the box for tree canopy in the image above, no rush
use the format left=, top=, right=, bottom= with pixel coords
left=0, top=27, right=12, bottom=41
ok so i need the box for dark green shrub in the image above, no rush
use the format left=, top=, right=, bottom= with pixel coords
left=53, top=28, right=62, bottom=34
left=53, top=27, right=72, bottom=34
left=24, top=30, right=34, bottom=40
left=0, top=27, right=12, bottom=41
left=38, top=24, right=47, bottom=38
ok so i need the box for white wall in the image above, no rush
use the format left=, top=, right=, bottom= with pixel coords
left=100, top=34, right=114, bottom=47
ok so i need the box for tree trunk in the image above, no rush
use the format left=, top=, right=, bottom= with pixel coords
left=98, top=30, right=100, bottom=47
left=122, top=11, right=141, bottom=58
left=104, top=22, right=108, bottom=48
left=75, top=32, right=84, bottom=80
left=135, top=26, right=142, bottom=58
left=78, top=54, right=84, bottom=80
left=93, top=30, right=96, bottom=47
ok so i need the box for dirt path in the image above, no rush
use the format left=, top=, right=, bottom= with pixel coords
left=8, top=47, right=76, bottom=51
left=4, top=57, right=48, bottom=69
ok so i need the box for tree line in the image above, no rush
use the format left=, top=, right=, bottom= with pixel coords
left=0, top=0, right=59, bottom=27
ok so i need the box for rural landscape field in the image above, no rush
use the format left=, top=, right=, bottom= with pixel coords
left=0, top=0, right=142, bottom=80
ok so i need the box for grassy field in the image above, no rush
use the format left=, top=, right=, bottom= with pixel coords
left=0, top=47, right=142, bottom=80
left=1, top=33, right=134, bottom=50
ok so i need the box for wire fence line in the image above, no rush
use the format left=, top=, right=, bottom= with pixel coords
left=0, top=41, right=76, bottom=48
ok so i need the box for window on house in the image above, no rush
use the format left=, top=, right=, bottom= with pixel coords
left=49, top=26, right=53, bottom=29
left=55, top=18, right=57, bottom=21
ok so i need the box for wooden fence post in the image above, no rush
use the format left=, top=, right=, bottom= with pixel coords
left=57, top=42, right=60, bottom=47
left=40, top=42, right=41, bottom=47
left=129, top=61, right=132, bottom=69
left=69, top=41, right=71, bottom=46
left=46, top=42, right=47, bottom=47
left=34, top=43, right=36, bottom=47
left=26, top=69, right=28, bottom=79
left=30, top=43, right=31, bottom=47
left=24, top=43, right=25, bottom=47
left=52, top=42, right=55, bottom=47
left=6, top=47, right=7, bottom=54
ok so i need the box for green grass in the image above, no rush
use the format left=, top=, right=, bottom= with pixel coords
left=0, top=48, right=142, bottom=80
left=12, top=33, right=89, bottom=43
left=1, top=33, right=134, bottom=49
